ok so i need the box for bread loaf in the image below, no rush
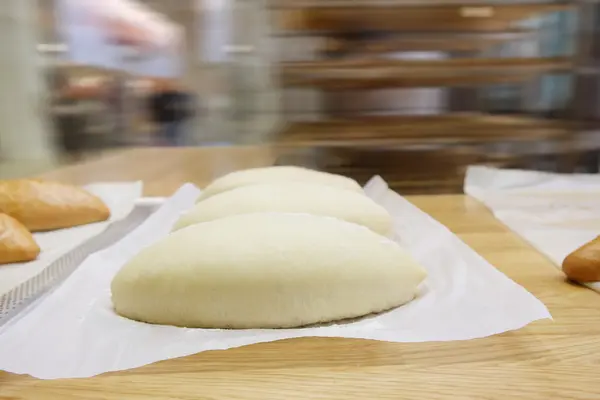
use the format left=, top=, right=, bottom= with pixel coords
left=112, top=212, right=426, bottom=328
left=562, top=236, right=600, bottom=282
left=0, top=213, right=40, bottom=264
left=174, top=182, right=392, bottom=236
left=199, top=166, right=362, bottom=201
left=0, top=180, right=110, bottom=231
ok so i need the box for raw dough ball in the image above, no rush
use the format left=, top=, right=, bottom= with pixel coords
left=199, top=166, right=362, bottom=201
left=112, top=213, right=427, bottom=328
left=174, top=182, right=392, bottom=236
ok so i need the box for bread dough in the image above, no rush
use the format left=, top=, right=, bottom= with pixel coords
left=174, top=182, right=392, bottom=236
left=0, top=213, right=40, bottom=264
left=0, top=180, right=110, bottom=231
left=199, top=166, right=362, bottom=201
left=112, top=213, right=427, bottom=328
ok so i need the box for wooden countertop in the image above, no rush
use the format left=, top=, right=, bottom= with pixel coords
left=2, top=147, right=600, bottom=399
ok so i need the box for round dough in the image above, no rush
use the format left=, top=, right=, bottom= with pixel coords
left=199, top=166, right=362, bottom=201
left=112, top=213, right=427, bottom=328
left=174, top=182, right=392, bottom=236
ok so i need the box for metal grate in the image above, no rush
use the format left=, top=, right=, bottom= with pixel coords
left=0, top=204, right=158, bottom=329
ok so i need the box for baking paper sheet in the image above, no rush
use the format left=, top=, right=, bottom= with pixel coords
left=0, top=178, right=550, bottom=379
left=465, top=166, right=600, bottom=292
left=0, top=182, right=143, bottom=297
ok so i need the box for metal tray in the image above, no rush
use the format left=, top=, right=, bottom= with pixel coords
left=0, top=202, right=161, bottom=329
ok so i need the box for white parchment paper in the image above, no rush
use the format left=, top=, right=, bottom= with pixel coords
left=465, top=166, right=600, bottom=292
left=0, top=182, right=143, bottom=296
left=0, top=178, right=550, bottom=379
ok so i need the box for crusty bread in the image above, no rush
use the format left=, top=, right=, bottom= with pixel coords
left=0, top=213, right=40, bottom=264
left=562, top=236, right=600, bottom=282
left=0, top=179, right=110, bottom=232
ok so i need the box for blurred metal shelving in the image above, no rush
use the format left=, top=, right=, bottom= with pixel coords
left=225, top=0, right=600, bottom=193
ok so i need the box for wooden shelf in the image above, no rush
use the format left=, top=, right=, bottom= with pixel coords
left=280, top=57, right=572, bottom=89
left=274, top=3, right=572, bottom=33
left=269, top=0, right=574, bottom=9
left=270, top=0, right=586, bottom=178
left=281, top=56, right=573, bottom=69
left=320, top=34, right=528, bottom=54
left=277, top=114, right=573, bottom=146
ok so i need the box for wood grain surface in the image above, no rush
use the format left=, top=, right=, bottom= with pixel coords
left=1, top=147, right=599, bottom=399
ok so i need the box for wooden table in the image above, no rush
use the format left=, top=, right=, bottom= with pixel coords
left=2, top=147, right=600, bottom=399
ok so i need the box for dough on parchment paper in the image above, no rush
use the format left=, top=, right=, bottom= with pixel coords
left=112, top=212, right=427, bottom=329
left=198, top=166, right=362, bottom=201
left=173, top=182, right=392, bottom=236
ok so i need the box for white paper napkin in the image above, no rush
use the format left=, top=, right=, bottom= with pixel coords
left=465, top=166, right=600, bottom=292
left=0, top=178, right=550, bottom=379
left=0, top=182, right=143, bottom=297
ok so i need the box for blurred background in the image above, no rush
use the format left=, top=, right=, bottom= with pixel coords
left=0, top=0, right=599, bottom=193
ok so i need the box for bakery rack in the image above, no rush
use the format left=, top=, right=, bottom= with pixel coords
left=230, top=0, right=599, bottom=194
